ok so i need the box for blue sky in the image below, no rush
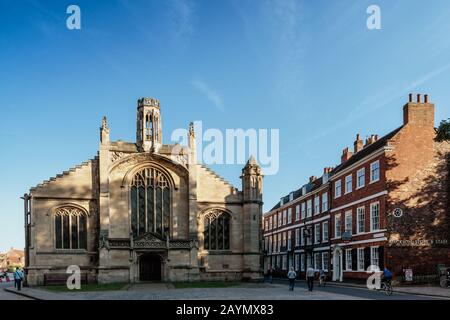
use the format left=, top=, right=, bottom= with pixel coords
left=1, top=0, right=450, bottom=252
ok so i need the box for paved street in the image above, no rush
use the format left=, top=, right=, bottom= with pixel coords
left=0, top=282, right=32, bottom=300
left=3, top=280, right=447, bottom=300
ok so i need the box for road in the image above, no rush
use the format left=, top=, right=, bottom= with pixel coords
left=270, top=278, right=441, bottom=300
left=0, top=282, right=33, bottom=300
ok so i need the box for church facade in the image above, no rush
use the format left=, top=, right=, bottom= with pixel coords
left=23, top=97, right=264, bottom=286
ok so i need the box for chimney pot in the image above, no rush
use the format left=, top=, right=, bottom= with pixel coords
left=417, top=94, right=421, bottom=103
left=409, top=93, right=413, bottom=102
left=424, top=94, right=428, bottom=103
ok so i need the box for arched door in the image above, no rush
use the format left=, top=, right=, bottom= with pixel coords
left=139, top=254, right=162, bottom=281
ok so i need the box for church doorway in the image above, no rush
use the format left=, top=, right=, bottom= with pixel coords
left=139, top=254, right=162, bottom=281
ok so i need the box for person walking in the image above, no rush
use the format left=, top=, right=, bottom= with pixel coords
left=287, top=267, right=297, bottom=291
left=267, top=266, right=274, bottom=284
left=319, top=268, right=326, bottom=286
left=13, top=268, right=24, bottom=291
left=306, top=266, right=316, bottom=292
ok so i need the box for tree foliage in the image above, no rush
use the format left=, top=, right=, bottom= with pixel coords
left=435, top=119, right=450, bottom=142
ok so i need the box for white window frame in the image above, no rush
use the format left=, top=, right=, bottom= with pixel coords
left=295, top=205, right=300, bottom=221
left=295, top=228, right=300, bottom=246
left=287, top=231, right=292, bottom=250
left=300, top=227, right=305, bottom=246
left=322, top=252, right=329, bottom=271
left=345, top=249, right=352, bottom=271
left=287, top=208, right=292, bottom=224
left=322, top=192, right=328, bottom=212
left=322, top=221, right=329, bottom=242
left=357, top=168, right=365, bottom=189
left=306, top=199, right=312, bottom=217
left=277, top=234, right=281, bottom=252
left=283, top=210, right=287, bottom=225
left=345, top=210, right=352, bottom=235
left=370, top=202, right=380, bottom=231
left=370, top=160, right=380, bottom=183
left=335, top=215, right=342, bottom=238
left=282, top=255, right=287, bottom=270
left=295, top=254, right=299, bottom=271
left=357, top=248, right=365, bottom=271
left=371, top=246, right=379, bottom=269
left=345, top=174, right=352, bottom=194
left=306, top=227, right=312, bottom=245
left=314, top=224, right=321, bottom=244
left=300, top=253, right=305, bottom=271
left=335, top=180, right=342, bottom=198
left=314, top=196, right=320, bottom=215
left=357, top=206, right=365, bottom=234
left=301, top=202, right=306, bottom=220
left=278, top=212, right=282, bottom=227
left=314, top=253, right=321, bottom=270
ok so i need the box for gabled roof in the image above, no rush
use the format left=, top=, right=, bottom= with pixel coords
left=331, top=126, right=403, bottom=175
left=268, top=176, right=325, bottom=212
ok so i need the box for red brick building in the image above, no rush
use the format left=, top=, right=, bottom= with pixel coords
left=263, top=94, right=450, bottom=282
left=263, top=171, right=331, bottom=278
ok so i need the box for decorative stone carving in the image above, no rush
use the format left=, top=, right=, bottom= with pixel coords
left=110, top=151, right=126, bottom=163
left=138, top=97, right=160, bottom=108
left=108, top=239, right=131, bottom=248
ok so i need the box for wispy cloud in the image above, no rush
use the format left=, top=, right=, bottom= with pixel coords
left=191, top=80, right=225, bottom=112
left=234, top=0, right=307, bottom=104
left=167, top=0, right=195, bottom=49
left=296, top=62, right=450, bottom=147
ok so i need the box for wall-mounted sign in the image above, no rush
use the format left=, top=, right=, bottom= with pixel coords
left=404, top=268, right=413, bottom=281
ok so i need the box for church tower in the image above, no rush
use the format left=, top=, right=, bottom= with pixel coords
left=241, top=156, right=264, bottom=280
left=136, top=97, right=162, bottom=152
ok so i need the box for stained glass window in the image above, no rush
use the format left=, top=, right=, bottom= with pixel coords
left=203, top=211, right=231, bottom=251
left=130, top=167, right=171, bottom=239
left=55, top=207, right=88, bottom=250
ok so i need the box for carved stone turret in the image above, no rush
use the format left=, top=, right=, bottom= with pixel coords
left=136, top=97, right=162, bottom=152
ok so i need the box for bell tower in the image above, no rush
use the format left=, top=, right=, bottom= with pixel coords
left=241, top=156, right=264, bottom=281
left=136, top=97, right=162, bottom=152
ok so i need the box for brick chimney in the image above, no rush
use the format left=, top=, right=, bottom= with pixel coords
left=403, top=93, right=435, bottom=127
left=341, top=147, right=353, bottom=163
left=354, top=134, right=363, bottom=153
left=309, top=176, right=317, bottom=183
left=364, top=135, right=378, bottom=147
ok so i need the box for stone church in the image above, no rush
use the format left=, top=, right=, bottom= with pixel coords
left=23, top=97, right=263, bottom=285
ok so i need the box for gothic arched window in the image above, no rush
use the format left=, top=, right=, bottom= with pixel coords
left=203, top=210, right=230, bottom=251
left=130, top=167, right=171, bottom=239
left=55, top=207, right=88, bottom=250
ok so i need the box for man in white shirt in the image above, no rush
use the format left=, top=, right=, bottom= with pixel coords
left=306, top=266, right=316, bottom=292
left=287, top=267, right=297, bottom=291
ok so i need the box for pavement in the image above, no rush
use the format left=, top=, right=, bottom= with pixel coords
left=0, top=282, right=32, bottom=300
left=2, top=280, right=449, bottom=300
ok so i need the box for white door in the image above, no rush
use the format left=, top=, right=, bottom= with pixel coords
left=333, top=249, right=342, bottom=281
